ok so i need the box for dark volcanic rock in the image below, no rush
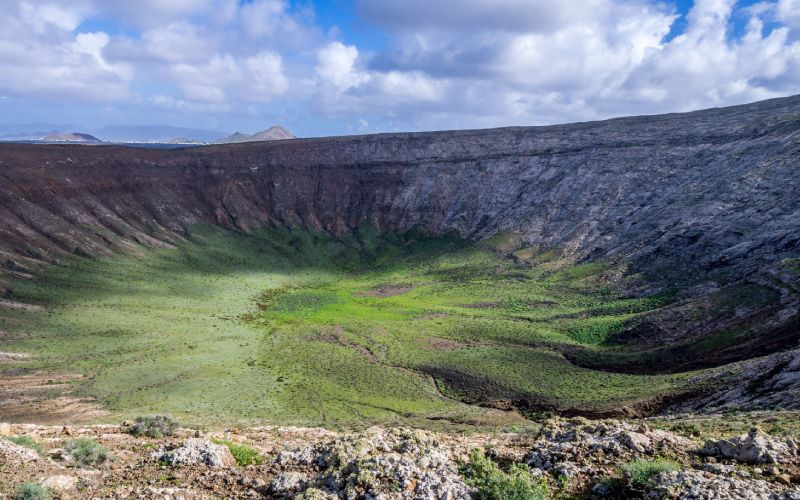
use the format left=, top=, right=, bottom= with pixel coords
left=0, top=95, right=799, bottom=407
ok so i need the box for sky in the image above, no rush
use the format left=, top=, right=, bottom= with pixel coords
left=0, top=0, right=798, bottom=137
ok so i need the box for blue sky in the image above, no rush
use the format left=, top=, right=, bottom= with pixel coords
left=0, top=0, right=797, bottom=139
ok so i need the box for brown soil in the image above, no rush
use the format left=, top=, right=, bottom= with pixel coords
left=0, top=372, right=107, bottom=424
left=417, top=337, right=469, bottom=351
left=309, top=325, right=381, bottom=363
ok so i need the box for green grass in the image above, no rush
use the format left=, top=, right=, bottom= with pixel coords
left=460, top=449, right=549, bottom=500
left=211, top=438, right=265, bottom=466
left=129, top=415, right=179, bottom=438
left=15, top=483, right=49, bottom=500
left=5, top=435, right=45, bottom=455
left=622, top=458, right=680, bottom=487
left=1, top=225, right=693, bottom=428
left=64, top=438, right=108, bottom=467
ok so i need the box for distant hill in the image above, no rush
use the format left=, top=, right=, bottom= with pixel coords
left=96, top=125, right=226, bottom=143
left=43, top=132, right=102, bottom=143
left=216, top=126, right=296, bottom=144
left=0, top=123, right=226, bottom=143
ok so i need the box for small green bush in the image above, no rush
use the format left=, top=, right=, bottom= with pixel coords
left=622, top=458, right=680, bottom=487
left=6, top=435, right=45, bottom=455
left=460, top=449, right=549, bottom=500
left=211, top=438, right=265, bottom=466
left=15, top=482, right=49, bottom=500
left=129, top=415, right=179, bottom=438
left=65, top=437, right=108, bottom=467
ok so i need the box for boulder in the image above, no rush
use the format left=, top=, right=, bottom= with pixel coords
left=40, top=475, right=78, bottom=493
left=0, top=439, right=40, bottom=463
left=699, top=429, right=797, bottom=464
left=270, top=471, right=308, bottom=494
left=155, top=439, right=235, bottom=467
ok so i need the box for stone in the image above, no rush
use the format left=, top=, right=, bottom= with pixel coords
left=270, top=472, right=307, bottom=494
left=40, top=475, right=78, bottom=493
left=698, top=430, right=794, bottom=464
left=0, top=423, right=11, bottom=437
left=649, top=469, right=790, bottom=499
left=0, top=439, right=41, bottom=463
left=155, top=439, right=235, bottom=467
left=619, top=431, right=651, bottom=453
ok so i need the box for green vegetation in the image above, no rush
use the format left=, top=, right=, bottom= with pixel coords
left=650, top=411, right=800, bottom=439
left=2, top=226, right=693, bottom=428
left=211, top=438, right=265, bottom=466
left=129, top=415, right=179, bottom=438
left=622, top=458, right=680, bottom=487
left=5, top=436, right=45, bottom=455
left=65, top=438, right=108, bottom=467
left=15, top=483, right=49, bottom=500
left=460, top=449, right=549, bottom=500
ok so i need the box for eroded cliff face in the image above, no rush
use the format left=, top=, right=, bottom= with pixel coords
left=0, top=96, right=799, bottom=401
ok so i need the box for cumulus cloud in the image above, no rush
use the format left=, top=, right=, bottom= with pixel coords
left=0, top=0, right=798, bottom=133
left=314, top=0, right=800, bottom=129
left=0, top=1, right=131, bottom=100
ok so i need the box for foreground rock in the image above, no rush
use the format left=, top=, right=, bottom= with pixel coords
left=273, top=427, right=473, bottom=499
left=1, top=418, right=800, bottom=498
left=0, top=438, right=41, bottom=463
left=699, top=429, right=799, bottom=464
left=155, top=438, right=236, bottom=467
left=648, top=469, right=800, bottom=500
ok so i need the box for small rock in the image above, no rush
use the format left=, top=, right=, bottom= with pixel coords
left=619, top=431, right=651, bottom=453
left=155, top=439, right=235, bottom=467
left=776, top=474, right=793, bottom=486
left=767, top=466, right=780, bottom=476
left=0, top=439, right=40, bottom=463
left=270, top=471, right=307, bottom=494
left=698, top=429, right=793, bottom=464
left=40, top=475, right=78, bottom=493
left=0, top=423, right=11, bottom=436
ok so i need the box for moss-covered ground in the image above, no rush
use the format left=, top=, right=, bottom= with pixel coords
left=0, top=226, right=695, bottom=428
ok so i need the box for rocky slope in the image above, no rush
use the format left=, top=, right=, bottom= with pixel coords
left=2, top=417, right=800, bottom=499
left=0, top=95, right=799, bottom=409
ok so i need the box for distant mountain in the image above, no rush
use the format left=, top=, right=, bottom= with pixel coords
left=43, top=132, right=102, bottom=143
left=95, top=125, right=226, bottom=143
left=249, top=125, right=295, bottom=141
left=0, top=123, right=226, bottom=143
left=217, top=132, right=252, bottom=143
left=216, top=126, right=296, bottom=144
left=0, top=123, right=295, bottom=144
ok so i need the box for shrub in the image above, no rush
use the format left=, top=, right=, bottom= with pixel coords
left=622, top=458, right=680, bottom=487
left=65, top=437, right=109, bottom=467
left=6, top=435, right=45, bottom=455
left=129, top=415, right=179, bottom=438
left=15, top=482, right=49, bottom=500
left=460, top=449, right=549, bottom=500
left=211, top=438, right=265, bottom=466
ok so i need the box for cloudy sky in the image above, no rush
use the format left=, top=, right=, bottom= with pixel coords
left=0, top=0, right=798, bottom=137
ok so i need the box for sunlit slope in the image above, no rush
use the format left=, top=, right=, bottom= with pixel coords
left=1, top=226, right=698, bottom=427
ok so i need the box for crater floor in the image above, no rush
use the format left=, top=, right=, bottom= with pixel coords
left=2, top=226, right=705, bottom=428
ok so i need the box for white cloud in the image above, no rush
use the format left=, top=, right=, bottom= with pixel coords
left=777, top=0, right=800, bottom=27
left=0, top=2, right=131, bottom=101
left=318, top=0, right=800, bottom=129
left=0, top=0, right=798, bottom=134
